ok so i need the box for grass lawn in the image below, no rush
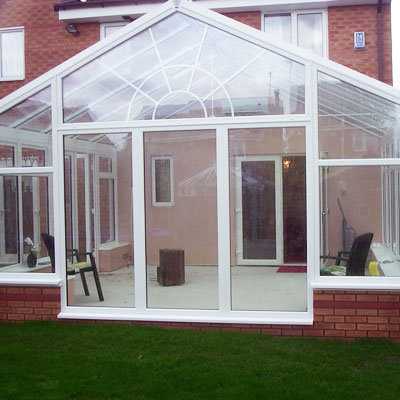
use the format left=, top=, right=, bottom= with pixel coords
left=0, top=322, right=400, bottom=399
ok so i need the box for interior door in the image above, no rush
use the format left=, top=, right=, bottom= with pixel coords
left=235, top=156, right=282, bottom=265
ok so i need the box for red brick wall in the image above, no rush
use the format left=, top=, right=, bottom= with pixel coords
left=2, top=285, right=400, bottom=340
left=223, top=11, right=261, bottom=30
left=0, top=0, right=99, bottom=99
left=0, top=4, right=394, bottom=100
left=0, top=285, right=60, bottom=321
left=328, top=4, right=392, bottom=85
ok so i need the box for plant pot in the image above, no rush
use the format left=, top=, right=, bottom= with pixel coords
left=27, top=252, right=37, bottom=268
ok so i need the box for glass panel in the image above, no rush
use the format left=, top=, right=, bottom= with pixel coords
left=297, top=13, right=323, bottom=55
left=318, top=73, right=400, bottom=159
left=0, top=175, right=53, bottom=273
left=0, top=145, right=14, bottom=167
left=145, top=130, right=218, bottom=310
left=155, top=92, right=205, bottom=119
left=229, top=127, right=307, bottom=311
left=21, top=148, right=45, bottom=167
left=264, top=14, right=292, bottom=43
left=320, top=165, right=400, bottom=277
left=62, top=13, right=305, bottom=122
left=0, top=86, right=52, bottom=166
left=241, top=160, right=276, bottom=260
left=1, top=30, right=24, bottom=77
left=223, top=51, right=305, bottom=115
left=64, top=133, right=133, bottom=307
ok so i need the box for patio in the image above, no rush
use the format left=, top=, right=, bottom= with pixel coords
left=70, top=265, right=307, bottom=312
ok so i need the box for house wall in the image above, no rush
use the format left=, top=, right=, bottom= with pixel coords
left=328, top=4, right=392, bottom=85
left=0, top=4, right=393, bottom=99
left=0, top=0, right=99, bottom=99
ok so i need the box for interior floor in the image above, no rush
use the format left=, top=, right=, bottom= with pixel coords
left=69, top=265, right=307, bottom=312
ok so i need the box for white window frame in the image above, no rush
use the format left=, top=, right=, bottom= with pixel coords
left=262, top=10, right=328, bottom=58
left=0, top=27, right=25, bottom=81
left=97, top=154, right=118, bottom=246
left=151, top=155, right=174, bottom=206
left=100, top=22, right=129, bottom=40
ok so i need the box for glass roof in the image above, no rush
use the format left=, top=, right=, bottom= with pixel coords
left=0, top=86, right=51, bottom=134
left=0, top=5, right=398, bottom=139
left=62, top=13, right=306, bottom=122
left=318, top=73, right=400, bottom=139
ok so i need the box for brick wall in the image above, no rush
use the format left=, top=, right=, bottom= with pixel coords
left=0, top=285, right=60, bottom=321
left=0, top=0, right=99, bottom=99
left=2, top=285, right=400, bottom=340
left=0, top=3, right=394, bottom=100
left=223, top=11, right=261, bottom=30
left=328, top=4, right=392, bottom=85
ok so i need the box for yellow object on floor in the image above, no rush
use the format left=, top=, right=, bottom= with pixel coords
left=369, top=261, right=380, bottom=276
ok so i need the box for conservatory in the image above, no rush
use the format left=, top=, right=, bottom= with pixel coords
left=0, top=0, right=399, bottom=324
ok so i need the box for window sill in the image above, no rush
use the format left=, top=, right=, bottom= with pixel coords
left=0, top=274, right=61, bottom=286
left=58, top=308, right=313, bottom=325
left=0, top=76, right=25, bottom=82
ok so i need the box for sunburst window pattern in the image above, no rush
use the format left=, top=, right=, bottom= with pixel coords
left=62, top=13, right=305, bottom=122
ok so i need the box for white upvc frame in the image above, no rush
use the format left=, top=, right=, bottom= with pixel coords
left=0, top=26, right=25, bottom=82
left=151, top=155, right=174, bottom=206
left=57, top=120, right=313, bottom=325
left=234, top=155, right=283, bottom=266
left=97, top=153, right=118, bottom=245
left=100, top=22, right=129, bottom=40
left=261, top=9, right=328, bottom=58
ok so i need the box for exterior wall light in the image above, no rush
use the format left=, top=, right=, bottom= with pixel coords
left=66, top=24, right=79, bottom=36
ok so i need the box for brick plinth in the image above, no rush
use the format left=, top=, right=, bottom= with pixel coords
left=0, top=285, right=60, bottom=321
left=1, top=285, right=400, bottom=340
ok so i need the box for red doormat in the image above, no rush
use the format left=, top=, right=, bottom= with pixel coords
left=276, top=265, right=307, bottom=273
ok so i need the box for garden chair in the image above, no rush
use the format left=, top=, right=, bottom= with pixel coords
left=41, top=233, right=104, bottom=301
left=320, top=232, right=373, bottom=276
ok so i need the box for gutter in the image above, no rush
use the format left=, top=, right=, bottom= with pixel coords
left=377, top=0, right=383, bottom=81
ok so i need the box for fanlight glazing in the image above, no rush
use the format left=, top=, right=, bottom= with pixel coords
left=62, top=13, right=306, bottom=122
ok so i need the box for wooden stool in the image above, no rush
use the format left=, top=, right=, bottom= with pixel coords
left=157, top=249, right=185, bottom=286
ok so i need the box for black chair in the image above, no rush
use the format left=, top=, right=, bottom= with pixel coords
left=41, top=233, right=104, bottom=301
left=320, top=232, right=373, bottom=276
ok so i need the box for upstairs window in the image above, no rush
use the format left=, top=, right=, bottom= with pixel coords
left=0, top=27, right=24, bottom=80
left=264, top=11, right=326, bottom=56
left=100, top=22, right=128, bottom=39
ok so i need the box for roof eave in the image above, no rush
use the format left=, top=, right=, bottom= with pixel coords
left=54, top=0, right=161, bottom=12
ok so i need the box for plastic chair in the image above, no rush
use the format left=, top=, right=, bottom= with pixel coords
left=41, top=233, right=104, bottom=301
left=320, top=232, right=373, bottom=276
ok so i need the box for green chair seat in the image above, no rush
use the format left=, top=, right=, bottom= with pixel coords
left=67, top=262, right=91, bottom=272
left=320, top=265, right=346, bottom=276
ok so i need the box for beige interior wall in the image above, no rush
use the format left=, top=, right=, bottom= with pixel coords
left=144, top=131, right=218, bottom=266
left=326, top=166, right=382, bottom=257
